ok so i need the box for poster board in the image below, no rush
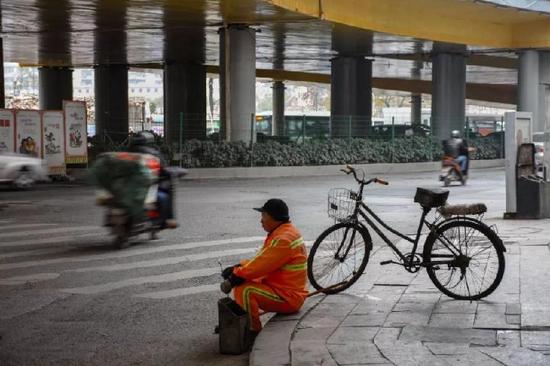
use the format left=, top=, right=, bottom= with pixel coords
left=42, top=111, right=66, bottom=175
left=63, top=100, right=88, bottom=164
left=15, top=110, right=42, bottom=158
left=0, top=109, right=15, bottom=153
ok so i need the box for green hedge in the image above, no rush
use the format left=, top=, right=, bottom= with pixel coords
left=88, top=135, right=503, bottom=168
left=177, top=136, right=501, bottom=168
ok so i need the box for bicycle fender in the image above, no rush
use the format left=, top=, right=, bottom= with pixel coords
left=427, top=217, right=506, bottom=253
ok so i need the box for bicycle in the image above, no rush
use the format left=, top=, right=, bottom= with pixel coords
left=307, top=165, right=506, bottom=300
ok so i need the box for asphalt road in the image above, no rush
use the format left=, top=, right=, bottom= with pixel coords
left=0, top=168, right=506, bottom=365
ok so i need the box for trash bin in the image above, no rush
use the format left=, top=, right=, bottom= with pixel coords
left=217, top=297, right=250, bottom=355
left=516, top=143, right=550, bottom=219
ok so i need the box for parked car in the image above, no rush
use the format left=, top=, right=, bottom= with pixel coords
left=0, top=152, right=48, bottom=189
left=535, top=142, right=544, bottom=172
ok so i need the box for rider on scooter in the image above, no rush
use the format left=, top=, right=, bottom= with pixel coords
left=128, top=132, right=177, bottom=229
left=443, top=130, right=470, bottom=177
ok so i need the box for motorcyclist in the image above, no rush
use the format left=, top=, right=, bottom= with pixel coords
left=443, top=130, right=470, bottom=177
left=127, top=131, right=177, bottom=229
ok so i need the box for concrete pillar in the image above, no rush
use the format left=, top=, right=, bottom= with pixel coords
left=330, top=56, right=372, bottom=138
left=219, top=25, right=256, bottom=142
left=39, top=67, right=73, bottom=110
left=94, top=64, right=128, bottom=142
left=163, top=62, right=206, bottom=146
left=539, top=52, right=550, bottom=134
left=431, top=43, right=467, bottom=141
left=0, top=38, right=4, bottom=109
left=518, top=50, right=540, bottom=132
left=272, top=81, right=285, bottom=136
left=411, top=59, right=422, bottom=125
left=411, top=94, right=422, bottom=125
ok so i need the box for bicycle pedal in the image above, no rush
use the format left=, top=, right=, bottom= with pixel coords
left=380, top=260, right=397, bottom=266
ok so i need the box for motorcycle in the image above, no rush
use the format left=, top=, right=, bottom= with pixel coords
left=439, top=155, right=466, bottom=187
left=93, top=152, right=187, bottom=249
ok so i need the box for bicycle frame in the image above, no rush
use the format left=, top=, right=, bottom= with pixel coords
left=335, top=174, right=464, bottom=270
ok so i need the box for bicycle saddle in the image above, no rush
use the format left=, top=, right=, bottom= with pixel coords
left=414, top=187, right=449, bottom=208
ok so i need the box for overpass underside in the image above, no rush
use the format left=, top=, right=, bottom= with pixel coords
left=1, top=0, right=549, bottom=143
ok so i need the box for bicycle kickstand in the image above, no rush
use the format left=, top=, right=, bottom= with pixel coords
left=380, top=260, right=402, bottom=266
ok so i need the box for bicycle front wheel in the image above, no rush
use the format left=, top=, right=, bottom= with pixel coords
left=424, top=220, right=505, bottom=300
left=307, top=222, right=371, bottom=294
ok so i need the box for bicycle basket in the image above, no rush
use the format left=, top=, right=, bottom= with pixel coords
left=328, top=188, right=357, bottom=221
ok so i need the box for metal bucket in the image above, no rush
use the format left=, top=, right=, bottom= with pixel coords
left=218, top=297, right=250, bottom=355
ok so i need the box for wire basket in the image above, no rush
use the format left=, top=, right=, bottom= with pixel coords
left=328, top=188, right=358, bottom=222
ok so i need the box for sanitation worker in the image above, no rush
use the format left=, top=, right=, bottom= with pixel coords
left=222, top=198, right=308, bottom=337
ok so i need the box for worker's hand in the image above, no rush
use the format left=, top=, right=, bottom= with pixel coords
left=228, top=274, right=245, bottom=287
left=221, top=264, right=239, bottom=280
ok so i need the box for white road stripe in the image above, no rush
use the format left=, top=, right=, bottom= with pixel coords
left=134, top=284, right=219, bottom=299
left=0, top=220, right=13, bottom=225
left=0, top=233, right=103, bottom=248
left=0, top=237, right=262, bottom=270
left=72, top=248, right=255, bottom=273
left=0, top=273, right=60, bottom=285
left=0, top=226, right=98, bottom=240
left=60, top=268, right=220, bottom=294
left=0, top=247, right=75, bottom=260
left=0, top=223, right=57, bottom=231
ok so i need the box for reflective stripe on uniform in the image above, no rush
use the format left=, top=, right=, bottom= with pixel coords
left=242, top=286, right=284, bottom=316
left=281, top=262, right=307, bottom=271
left=289, top=237, right=304, bottom=249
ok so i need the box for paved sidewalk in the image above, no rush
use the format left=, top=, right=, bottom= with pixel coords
left=251, top=218, right=550, bottom=366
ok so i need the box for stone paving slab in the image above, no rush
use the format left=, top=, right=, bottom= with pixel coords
left=399, top=325, right=497, bottom=346
left=479, top=346, right=550, bottom=366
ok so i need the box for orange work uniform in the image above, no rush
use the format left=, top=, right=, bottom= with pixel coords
left=233, top=222, right=308, bottom=331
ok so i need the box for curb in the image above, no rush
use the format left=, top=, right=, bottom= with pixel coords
left=184, top=159, right=504, bottom=180
left=249, top=296, right=323, bottom=366
left=65, top=159, right=505, bottom=183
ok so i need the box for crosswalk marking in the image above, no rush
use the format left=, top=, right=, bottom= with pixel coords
left=0, top=233, right=102, bottom=248
left=0, top=273, right=60, bottom=285
left=60, top=268, right=220, bottom=294
left=0, top=236, right=263, bottom=260
left=72, top=248, right=255, bottom=273
left=134, top=284, right=220, bottom=299
left=0, top=223, right=271, bottom=300
left=0, top=226, right=98, bottom=240
left=0, top=237, right=263, bottom=271
left=0, top=247, right=76, bottom=260
left=0, top=223, right=56, bottom=231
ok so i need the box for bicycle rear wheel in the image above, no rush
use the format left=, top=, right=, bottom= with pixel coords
left=307, top=222, right=371, bottom=294
left=423, top=220, right=505, bottom=300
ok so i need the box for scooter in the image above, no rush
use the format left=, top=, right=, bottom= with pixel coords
left=97, top=166, right=187, bottom=249
left=439, top=155, right=466, bottom=187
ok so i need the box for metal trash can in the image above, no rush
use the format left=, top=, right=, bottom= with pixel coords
left=217, top=297, right=250, bottom=355
left=516, top=143, right=550, bottom=219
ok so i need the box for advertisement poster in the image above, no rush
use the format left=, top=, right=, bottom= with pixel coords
left=15, top=110, right=42, bottom=158
left=0, top=109, right=15, bottom=153
left=63, top=100, right=88, bottom=164
left=42, top=111, right=66, bottom=175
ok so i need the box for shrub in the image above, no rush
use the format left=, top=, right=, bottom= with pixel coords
left=87, top=135, right=502, bottom=168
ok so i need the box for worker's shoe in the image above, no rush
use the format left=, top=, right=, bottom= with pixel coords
left=165, top=219, right=178, bottom=229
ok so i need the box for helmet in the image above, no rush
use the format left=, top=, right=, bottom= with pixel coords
left=129, top=131, right=155, bottom=147
left=451, top=130, right=461, bottom=138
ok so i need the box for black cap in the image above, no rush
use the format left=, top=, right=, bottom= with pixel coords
left=254, top=199, right=290, bottom=222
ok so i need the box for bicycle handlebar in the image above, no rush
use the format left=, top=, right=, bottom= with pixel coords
left=340, top=165, right=389, bottom=186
